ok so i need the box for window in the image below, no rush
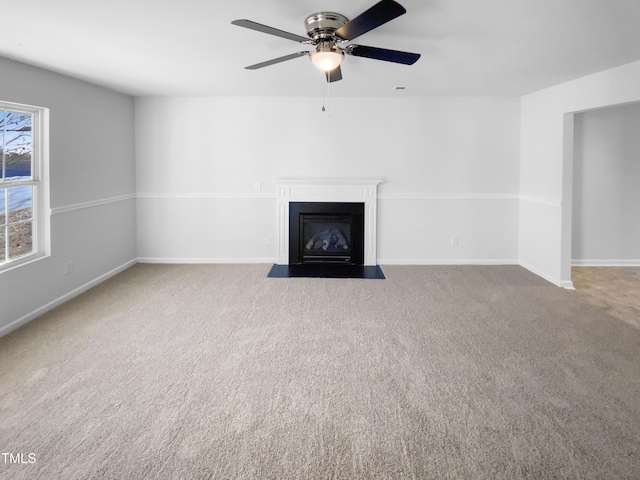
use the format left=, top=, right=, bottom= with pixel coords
left=0, top=101, right=49, bottom=271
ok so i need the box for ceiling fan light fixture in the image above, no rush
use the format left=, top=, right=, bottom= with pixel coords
left=310, top=46, right=343, bottom=72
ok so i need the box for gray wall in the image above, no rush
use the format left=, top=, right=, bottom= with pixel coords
left=0, top=56, right=137, bottom=334
left=135, top=97, right=521, bottom=265
left=572, top=102, right=640, bottom=263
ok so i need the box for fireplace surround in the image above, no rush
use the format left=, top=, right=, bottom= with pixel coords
left=275, top=178, right=381, bottom=266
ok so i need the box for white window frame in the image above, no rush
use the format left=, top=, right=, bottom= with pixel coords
left=0, top=100, right=50, bottom=273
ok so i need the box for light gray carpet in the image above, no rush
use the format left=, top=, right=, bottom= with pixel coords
left=1, top=264, right=639, bottom=479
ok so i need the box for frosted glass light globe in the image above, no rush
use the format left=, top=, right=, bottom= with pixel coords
left=311, top=49, right=342, bottom=72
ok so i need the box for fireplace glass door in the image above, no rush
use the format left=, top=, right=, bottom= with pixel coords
left=289, top=202, right=365, bottom=266
left=301, top=215, right=353, bottom=263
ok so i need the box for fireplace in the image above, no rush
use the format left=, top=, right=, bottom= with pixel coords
left=289, top=202, right=364, bottom=265
left=275, top=178, right=381, bottom=266
left=271, top=179, right=383, bottom=278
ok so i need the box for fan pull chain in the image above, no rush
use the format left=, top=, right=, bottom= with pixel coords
left=327, top=75, right=331, bottom=117
left=321, top=73, right=331, bottom=116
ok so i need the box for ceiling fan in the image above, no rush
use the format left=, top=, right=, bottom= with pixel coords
left=231, top=0, right=420, bottom=82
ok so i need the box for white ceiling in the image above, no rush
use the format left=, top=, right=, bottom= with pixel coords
left=2, top=0, right=640, bottom=97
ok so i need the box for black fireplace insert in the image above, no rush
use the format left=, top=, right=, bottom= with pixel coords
left=289, top=202, right=365, bottom=266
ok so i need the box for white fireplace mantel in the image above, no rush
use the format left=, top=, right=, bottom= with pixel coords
left=275, top=178, right=382, bottom=266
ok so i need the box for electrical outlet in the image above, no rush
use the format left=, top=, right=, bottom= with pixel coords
left=450, top=236, right=459, bottom=246
left=267, top=235, right=274, bottom=244
left=64, top=260, right=73, bottom=275
left=254, top=182, right=262, bottom=192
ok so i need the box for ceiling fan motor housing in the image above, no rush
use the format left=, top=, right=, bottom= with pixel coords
left=304, top=12, right=349, bottom=41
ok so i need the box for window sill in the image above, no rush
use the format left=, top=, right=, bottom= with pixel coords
left=0, top=252, right=50, bottom=274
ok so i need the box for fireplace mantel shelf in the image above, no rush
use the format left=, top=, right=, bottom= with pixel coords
left=276, top=178, right=383, bottom=185
left=275, top=179, right=382, bottom=266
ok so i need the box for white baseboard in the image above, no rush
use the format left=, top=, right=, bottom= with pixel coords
left=378, top=258, right=519, bottom=266
left=139, top=257, right=519, bottom=266
left=572, top=259, right=640, bottom=266
left=518, top=260, right=574, bottom=289
left=0, top=259, right=137, bottom=338
left=136, top=257, right=277, bottom=264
